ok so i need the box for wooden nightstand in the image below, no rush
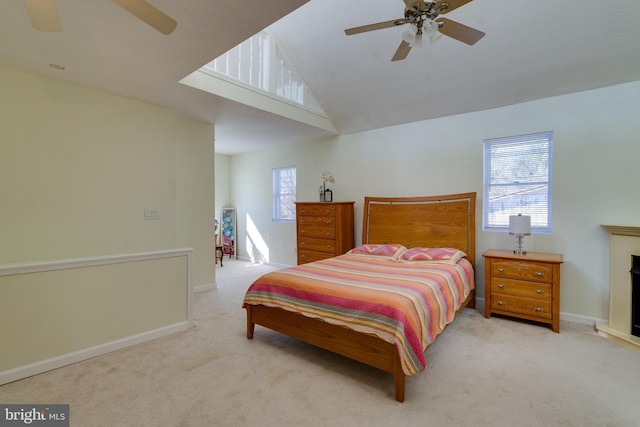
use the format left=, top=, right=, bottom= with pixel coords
left=483, top=249, right=564, bottom=332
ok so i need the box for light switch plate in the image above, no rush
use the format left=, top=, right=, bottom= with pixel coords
left=144, top=209, right=160, bottom=220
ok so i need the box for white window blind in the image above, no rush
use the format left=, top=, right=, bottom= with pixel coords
left=483, top=131, right=553, bottom=233
left=273, top=166, right=296, bottom=222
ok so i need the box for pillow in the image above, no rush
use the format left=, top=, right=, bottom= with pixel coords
left=397, top=247, right=466, bottom=264
left=347, top=244, right=407, bottom=259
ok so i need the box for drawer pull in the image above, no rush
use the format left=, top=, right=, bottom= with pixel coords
left=497, top=301, right=505, bottom=305
left=497, top=284, right=505, bottom=289
left=300, top=209, right=306, bottom=214
left=536, top=289, right=544, bottom=294
left=535, top=272, right=544, bottom=277
left=534, top=307, right=543, bottom=312
left=325, top=220, right=333, bottom=225
left=326, top=244, right=331, bottom=248
left=300, top=242, right=305, bottom=245
left=326, top=232, right=331, bottom=236
left=498, top=268, right=506, bottom=272
left=325, top=210, right=331, bottom=215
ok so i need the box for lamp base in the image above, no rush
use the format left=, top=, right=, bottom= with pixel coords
left=513, top=234, right=527, bottom=255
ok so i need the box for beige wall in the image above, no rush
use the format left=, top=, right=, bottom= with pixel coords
left=0, top=250, right=192, bottom=380
left=229, top=80, right=640, bottom=322
left=0, top=66, right=214, bottom=287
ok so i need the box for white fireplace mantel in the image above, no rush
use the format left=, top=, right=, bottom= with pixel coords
left=597, top=225, right=640, bottom=351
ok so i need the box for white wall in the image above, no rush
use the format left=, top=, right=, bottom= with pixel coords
left=215, top=153, right=231, bottom=225
left=229, top=80, right=640, bottom=321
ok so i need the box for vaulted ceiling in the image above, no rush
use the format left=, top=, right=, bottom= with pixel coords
left=2, top=0, right=640, bottom=155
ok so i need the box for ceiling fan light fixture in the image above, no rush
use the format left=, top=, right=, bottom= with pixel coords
left=412, top=32, right=423, bottom=48
left=424, top=20, right=443, bottom=44
left=401, top=25, right=418, bottom=44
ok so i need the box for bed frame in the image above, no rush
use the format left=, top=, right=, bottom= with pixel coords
left=245, top=192, right=476, bottom=402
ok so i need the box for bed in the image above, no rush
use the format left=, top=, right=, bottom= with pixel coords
left=242, top=192, right=476, bottom=402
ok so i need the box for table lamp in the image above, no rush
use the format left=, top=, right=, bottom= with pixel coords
left=509, top=214, right=531, bottom=255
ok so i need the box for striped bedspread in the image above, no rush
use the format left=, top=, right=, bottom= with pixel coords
left=242, top=254, right=474, bottom=375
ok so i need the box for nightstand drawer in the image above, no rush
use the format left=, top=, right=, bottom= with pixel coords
left=491, top=261, right=553, bottom=283
left=298, top=237, right=336, bottom=253
left=491, top=295, right=552, bottom=319
left=491, top=278, right=551, bottom=301
left=297, top=205, right=336, bottom=217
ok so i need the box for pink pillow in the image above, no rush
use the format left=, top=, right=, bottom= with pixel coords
left=347, top=244, right=406, bottom=259
left=397, top=247, right=466, bottom=264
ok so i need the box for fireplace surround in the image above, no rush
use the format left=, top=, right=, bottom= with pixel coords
left=598, top=225, right=640, bottom=350
left=632, top=255, right=640, bottom=338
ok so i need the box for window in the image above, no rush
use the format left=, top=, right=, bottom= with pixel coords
left=273, top=166, right=296, bottom=222
left=483, top=131, right=553, bottom=233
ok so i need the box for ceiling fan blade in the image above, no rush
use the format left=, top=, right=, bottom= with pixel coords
left=112, top=0, right=177, bottom=35
left=391, top=40, right=412, bottom=62
left=403, top=0, right=427, bottom=11
left=345, top=18, right=408, bottom=36
left=436, top=17, right=485, bottom=45
left=435, top=0, right=474, bottom=14
left=25, top=0, right=62, bottom=32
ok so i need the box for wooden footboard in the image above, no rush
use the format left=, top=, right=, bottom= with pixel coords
left=245, top=289, right=475, bottom=402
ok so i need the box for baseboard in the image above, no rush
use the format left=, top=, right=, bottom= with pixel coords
left=475, top=297, right=604, bottom=326
left=0, top=321, right=190, bottom=386
left=195, top=283, right=216, bottom=292
left=561, top=312, right=606, bottom=326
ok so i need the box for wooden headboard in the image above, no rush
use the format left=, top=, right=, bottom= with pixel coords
left=362, top=192, right=476, bottom=269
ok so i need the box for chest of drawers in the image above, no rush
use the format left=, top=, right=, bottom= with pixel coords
left=296, top=202, right=355, bottom=264
left=483, top=249, right=563, bottom=332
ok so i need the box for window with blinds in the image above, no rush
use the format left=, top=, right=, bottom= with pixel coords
left=483, top=131, right=553, bottom=233
left=273, top=166, right=296, bottom=223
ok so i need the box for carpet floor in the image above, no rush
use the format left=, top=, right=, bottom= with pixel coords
left=1, top=259, right=639, bottom=426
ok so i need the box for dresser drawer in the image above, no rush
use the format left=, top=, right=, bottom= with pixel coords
left=297, top=205, right=336, bottom=217
left=298, top=237, right=336, bottom=253
left=491, top=261, right=553, bottom=283
left=298, top=250, right=333, bottom=264
left=298, top=226, right=335, bottom=239
left=491, top=278, right=551, bottom=301
left=491, top=295, right=552, bottom=320
left=298, top=216, right=335, bottom=228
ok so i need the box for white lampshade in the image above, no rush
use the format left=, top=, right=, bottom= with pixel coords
left=412, top=32, right=423, bottom=48
left=424, top=20, right=442, bottom=44
left=509, top=214, right=531, bottom=236
left=402, top=25, right=417, bottom=44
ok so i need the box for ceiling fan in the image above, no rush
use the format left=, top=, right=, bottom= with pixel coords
left=344, top=0, right=485, bottom=61
left=24, top=0, right=177, bottom=35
